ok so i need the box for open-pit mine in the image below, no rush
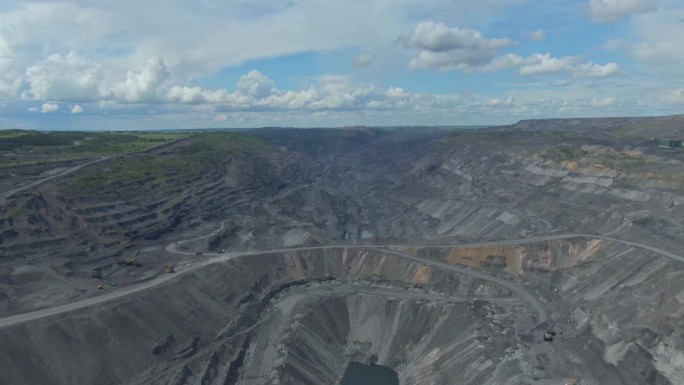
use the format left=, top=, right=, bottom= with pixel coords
left=1, top=116, right=684, bottom=384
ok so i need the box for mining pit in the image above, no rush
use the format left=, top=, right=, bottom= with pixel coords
left=1, top=243, right=676, bottom=384
left=2, top=120, right=684, bottom=384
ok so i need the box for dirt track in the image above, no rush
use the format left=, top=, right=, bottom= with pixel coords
left=4, top=228, right=684, bottom=330
left=1, top=156, right=110, bottom=199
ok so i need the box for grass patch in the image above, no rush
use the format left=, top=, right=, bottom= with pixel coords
left=180, top=132, right=272, bottom=155
left=67, top=155, right=197, bottom=198
left=543, top=145, right=588, bottom=161
left=65, top=132, right=274, bottom=198
left=0, top=129, right=42, bottom=138
left=0, top=130, right=188, bottom=168
left=539, top=130, right=578, bottom=139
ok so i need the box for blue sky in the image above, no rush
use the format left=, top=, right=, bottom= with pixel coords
left=0, top=0, right=683, bottom=130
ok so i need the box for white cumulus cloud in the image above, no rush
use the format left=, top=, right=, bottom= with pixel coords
left=70, top=104, right=84, bottom=113
left=574, top=62, right=620, bottom=77
left=403, top=23, right=618, bottom=79
left=22, top=51, right=103, bottom=102
left=405, top=22, right=516, bottom=72
left=589, top=0, right=658, bottom=23
left=404, top=22, right=514, bottom=52
left=518, top=53, right=576, bottom=76
left=109, top=57, right=169, bottom=103
left=30, top=102, right=60, bottom=113
left=166, top=86, right=210, bottom=104
left=465, top=52, right=620, bottom=78
left=166, top=86, right=239, bottom=104
left=160, top=70, right=469, bottom=114
left=236, top=70, right=276, bottom=99
left=0, top=76, right=22, bottom=99
left=0, top=0, right=673, bottom=125
left=517, top=54, right=620, bottom=77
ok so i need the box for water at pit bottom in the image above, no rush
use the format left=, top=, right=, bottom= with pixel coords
left=340, top=362, right=399, bottom=385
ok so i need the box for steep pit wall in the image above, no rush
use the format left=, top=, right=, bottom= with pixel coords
left=391, top=238, right=626, bottom=275
left=558, top=246, right=684, bottom=385
left=268, top=295, right=523, bottom=385
left=0, top=248, right=512, bottom=385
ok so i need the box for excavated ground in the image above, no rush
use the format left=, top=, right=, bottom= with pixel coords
left=0, top=247, right=639, bottom=385
left=1, top=119, right=684, bottom=384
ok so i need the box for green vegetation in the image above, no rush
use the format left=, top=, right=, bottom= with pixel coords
left=0, top=129, right=42, bottom=138
left=538, top=130, right=578, bottom=139
left=543, top=145, right=588, bottom=161
left=0, top=130, right=187, bottom=168
left=67, top=155, right=194, bottom=198
left=614, top=156, right=651, bottom=172
left=180, top=132, right=272, bottom=155
left=447, top=129, right=580, bottom=141
left=66, top=132, right=274, bottom=198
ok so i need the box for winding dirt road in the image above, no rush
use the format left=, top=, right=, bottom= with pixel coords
left=1, top=156, right=111, bottom=199
left=0, top=242, right=544, bottom=329
left=2, top=230, right=683, bottom=329
left=1, top=138, right=189, bottom=200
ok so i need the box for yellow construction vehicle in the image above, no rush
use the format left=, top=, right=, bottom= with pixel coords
left=164, top=265, right=176, bottom=273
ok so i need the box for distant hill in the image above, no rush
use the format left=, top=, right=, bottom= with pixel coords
left=501, top=114, right=684, bottom=139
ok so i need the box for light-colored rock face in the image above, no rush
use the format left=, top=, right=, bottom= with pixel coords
left=2, top=126, right=684, bottom=385
left=273, top=296, right=519, bottom=385
left=1, top=245, right=658, bottom=385
left=390, top=238, right=683, bottom=385
left=0, top=249, right=520, bottom=385
left=3, top=128, right=684, bottom=314
left=416, top=199, right=527, bottom=238
left=392, top=239, right=612, bottom=275
left=540, top=242, right=682, bottom=385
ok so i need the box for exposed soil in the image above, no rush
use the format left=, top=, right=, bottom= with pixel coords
left=1, top=118, right=684, bottom=384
